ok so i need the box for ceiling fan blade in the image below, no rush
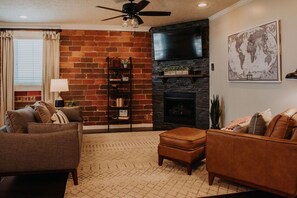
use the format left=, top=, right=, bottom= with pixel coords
left=96, top=6, right=123, bottom=13
left=135, top=0, right=150, bottom=12
left=134, top=15, right=144, bottom=25
left=102, top=15, right=126, bottom=21
left=139, top=11, right=171, bottom=16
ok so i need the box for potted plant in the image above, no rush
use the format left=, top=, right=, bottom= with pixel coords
left=68, top=100, right=77, bottom=107
left=210, top=95, right=221, bottom=129
left=121, top=59, right=129, bottom=68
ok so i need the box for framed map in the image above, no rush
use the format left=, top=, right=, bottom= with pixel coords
left=228, top=20, right=281, bottom=82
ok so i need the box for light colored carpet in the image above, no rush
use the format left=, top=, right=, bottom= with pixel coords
left=65, top=131, right=251, bottom=198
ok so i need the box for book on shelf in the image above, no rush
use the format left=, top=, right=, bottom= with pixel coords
left=118, top=116, right=129, bottom=120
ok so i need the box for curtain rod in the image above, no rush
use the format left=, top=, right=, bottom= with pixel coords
left=0, top=28, right=62, bottom=33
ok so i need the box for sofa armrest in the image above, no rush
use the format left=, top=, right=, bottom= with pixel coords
left=206, top=129, right=297, bottom=196
left=0, top=129, right=80, bottom=173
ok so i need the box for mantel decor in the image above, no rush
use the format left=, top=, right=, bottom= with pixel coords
left=228, top=20, right=281, bottom=82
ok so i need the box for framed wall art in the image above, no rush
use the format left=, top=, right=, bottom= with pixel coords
left=228, top=20, right=281, bottom=82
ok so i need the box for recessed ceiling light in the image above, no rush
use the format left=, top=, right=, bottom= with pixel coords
left=198, top=2, right=208, bottom=8
left=19, top=15, right=28, bottom=19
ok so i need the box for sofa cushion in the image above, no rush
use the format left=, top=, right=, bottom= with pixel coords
left=51, top=110, right=69, bottom=124
left=27, top=122, right=78, bottom=134
left=33, top=104, right=52, bottom=123
left=265, top=114, right=295, bottom=139
left=5, top=106, right=36, bottom=133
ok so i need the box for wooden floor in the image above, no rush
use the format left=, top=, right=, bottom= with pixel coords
left=0, top=173, right=68, bottom=198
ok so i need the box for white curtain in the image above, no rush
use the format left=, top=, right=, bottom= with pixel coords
left=0, top=31, right=14, bottom=125
left=42, top=31, right=60, bottom=103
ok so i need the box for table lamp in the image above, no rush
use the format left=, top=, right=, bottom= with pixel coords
left=50, top=79, right=69, bottom=107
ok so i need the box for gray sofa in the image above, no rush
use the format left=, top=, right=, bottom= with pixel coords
left=0, top=102, right=83, bottom=185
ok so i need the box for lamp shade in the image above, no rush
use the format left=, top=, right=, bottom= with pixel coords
left=50, top=79, right=69, bottom=92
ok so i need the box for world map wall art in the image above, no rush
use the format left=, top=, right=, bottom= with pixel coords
left=228, top=20, right=281, bottom=82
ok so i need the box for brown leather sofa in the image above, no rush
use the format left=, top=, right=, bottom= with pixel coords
left=206, top=109, right=297, bottom=198
left=0, top=103, right=83, bottom=185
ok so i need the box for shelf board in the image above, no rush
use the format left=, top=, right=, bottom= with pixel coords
left=155, top=74, right=208, bottom=83
left=108, top=118, right=131, bottom=123
left=109, top=81, right=131, bottom=84
left=108, top=106, right=130, bottom=110
left=108, top=67, right=132, bottom=71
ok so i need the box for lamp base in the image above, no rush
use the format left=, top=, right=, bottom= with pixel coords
left=55, top=100, right=64, bottom=107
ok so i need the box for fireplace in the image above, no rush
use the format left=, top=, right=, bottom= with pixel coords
left=164, top=92, right=196, bottom=125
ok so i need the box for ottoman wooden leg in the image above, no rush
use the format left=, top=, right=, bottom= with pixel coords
left=208, top=173, right=215, bottom=185
left=158, top=155, right=164, bottom=166
left=187, top=164, right=192, bottom=175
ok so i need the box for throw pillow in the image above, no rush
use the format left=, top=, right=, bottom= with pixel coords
left=233, top=120, right=250, bottom=133
left=41, top=101, right=56, bottom=116
left=27, top=122, right=78, bottom=134
left=265, top=114, right=294, bottom=139
left=33, top=104, right=52, bottom=123
left=33, top=101, right=56, bottom=116
left=51, top=110, right=69, bottom=124
left=5, top=106, right=36, bottom=133
left=58, top=107, right=82, bottom=122
left=291, top=128, right=297, bottom=142
left=223, top=116, right=251, bottom=130
left=248, top=109, right=272, bottom=136
left=0, top=125, right=7, bottom=133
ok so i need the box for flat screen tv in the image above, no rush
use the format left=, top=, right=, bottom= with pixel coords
left=152, top=27, right=203, bottom=61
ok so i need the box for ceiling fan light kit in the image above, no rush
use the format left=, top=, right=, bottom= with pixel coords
left=96, top=0, right=171, bottom=28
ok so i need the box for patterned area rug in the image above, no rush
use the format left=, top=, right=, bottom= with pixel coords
left=65, top=131, right=251, bottom=198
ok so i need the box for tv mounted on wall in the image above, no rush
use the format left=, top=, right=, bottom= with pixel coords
left=152, top=27, right=203, bottom=61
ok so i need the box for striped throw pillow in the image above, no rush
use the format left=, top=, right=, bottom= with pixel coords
left=51, top=110, right=69, bottom=124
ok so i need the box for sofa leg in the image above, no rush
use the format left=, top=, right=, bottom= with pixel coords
left=158, top=155, right=164, bottom=166
left=208, top=173, right=215, bottom=185
left=71, top=169, right=78, bottom=185
left=187, top=164, right=192, bottom=175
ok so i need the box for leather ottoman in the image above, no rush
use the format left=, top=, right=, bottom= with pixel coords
left=158, top=127, right=206, bottom=175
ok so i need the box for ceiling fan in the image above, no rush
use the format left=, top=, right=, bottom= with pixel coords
left=96, top=0, right=171, bottom=25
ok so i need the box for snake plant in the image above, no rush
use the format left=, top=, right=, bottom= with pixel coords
left=210, top=95, right=221, bottom=129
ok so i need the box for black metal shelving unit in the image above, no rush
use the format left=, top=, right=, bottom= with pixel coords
left=107, top=57, right=133, bottom=132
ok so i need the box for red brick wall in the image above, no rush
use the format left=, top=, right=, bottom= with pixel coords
left=60, top=30, right=153, bottom=125
left=14, top=91, right=42, bottom=109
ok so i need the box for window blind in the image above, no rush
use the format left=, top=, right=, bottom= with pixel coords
left=14, top=39, right=43, bottom=86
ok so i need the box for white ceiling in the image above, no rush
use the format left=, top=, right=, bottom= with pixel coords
left=0, top=0, right=241, bottom=30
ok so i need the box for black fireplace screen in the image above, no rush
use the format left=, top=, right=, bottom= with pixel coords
left=164, top=92, right=196, bottom=125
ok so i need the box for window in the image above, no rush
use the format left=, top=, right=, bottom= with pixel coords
left=14, top=38, right=43, bottom=90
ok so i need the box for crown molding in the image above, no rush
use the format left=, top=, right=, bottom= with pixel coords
left=209, top=0, right=254, bottom=21
left=0, top=23, right=151, bottom=32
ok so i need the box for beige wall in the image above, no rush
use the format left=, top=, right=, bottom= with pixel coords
left=210, top=0, right=297, bottom=126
